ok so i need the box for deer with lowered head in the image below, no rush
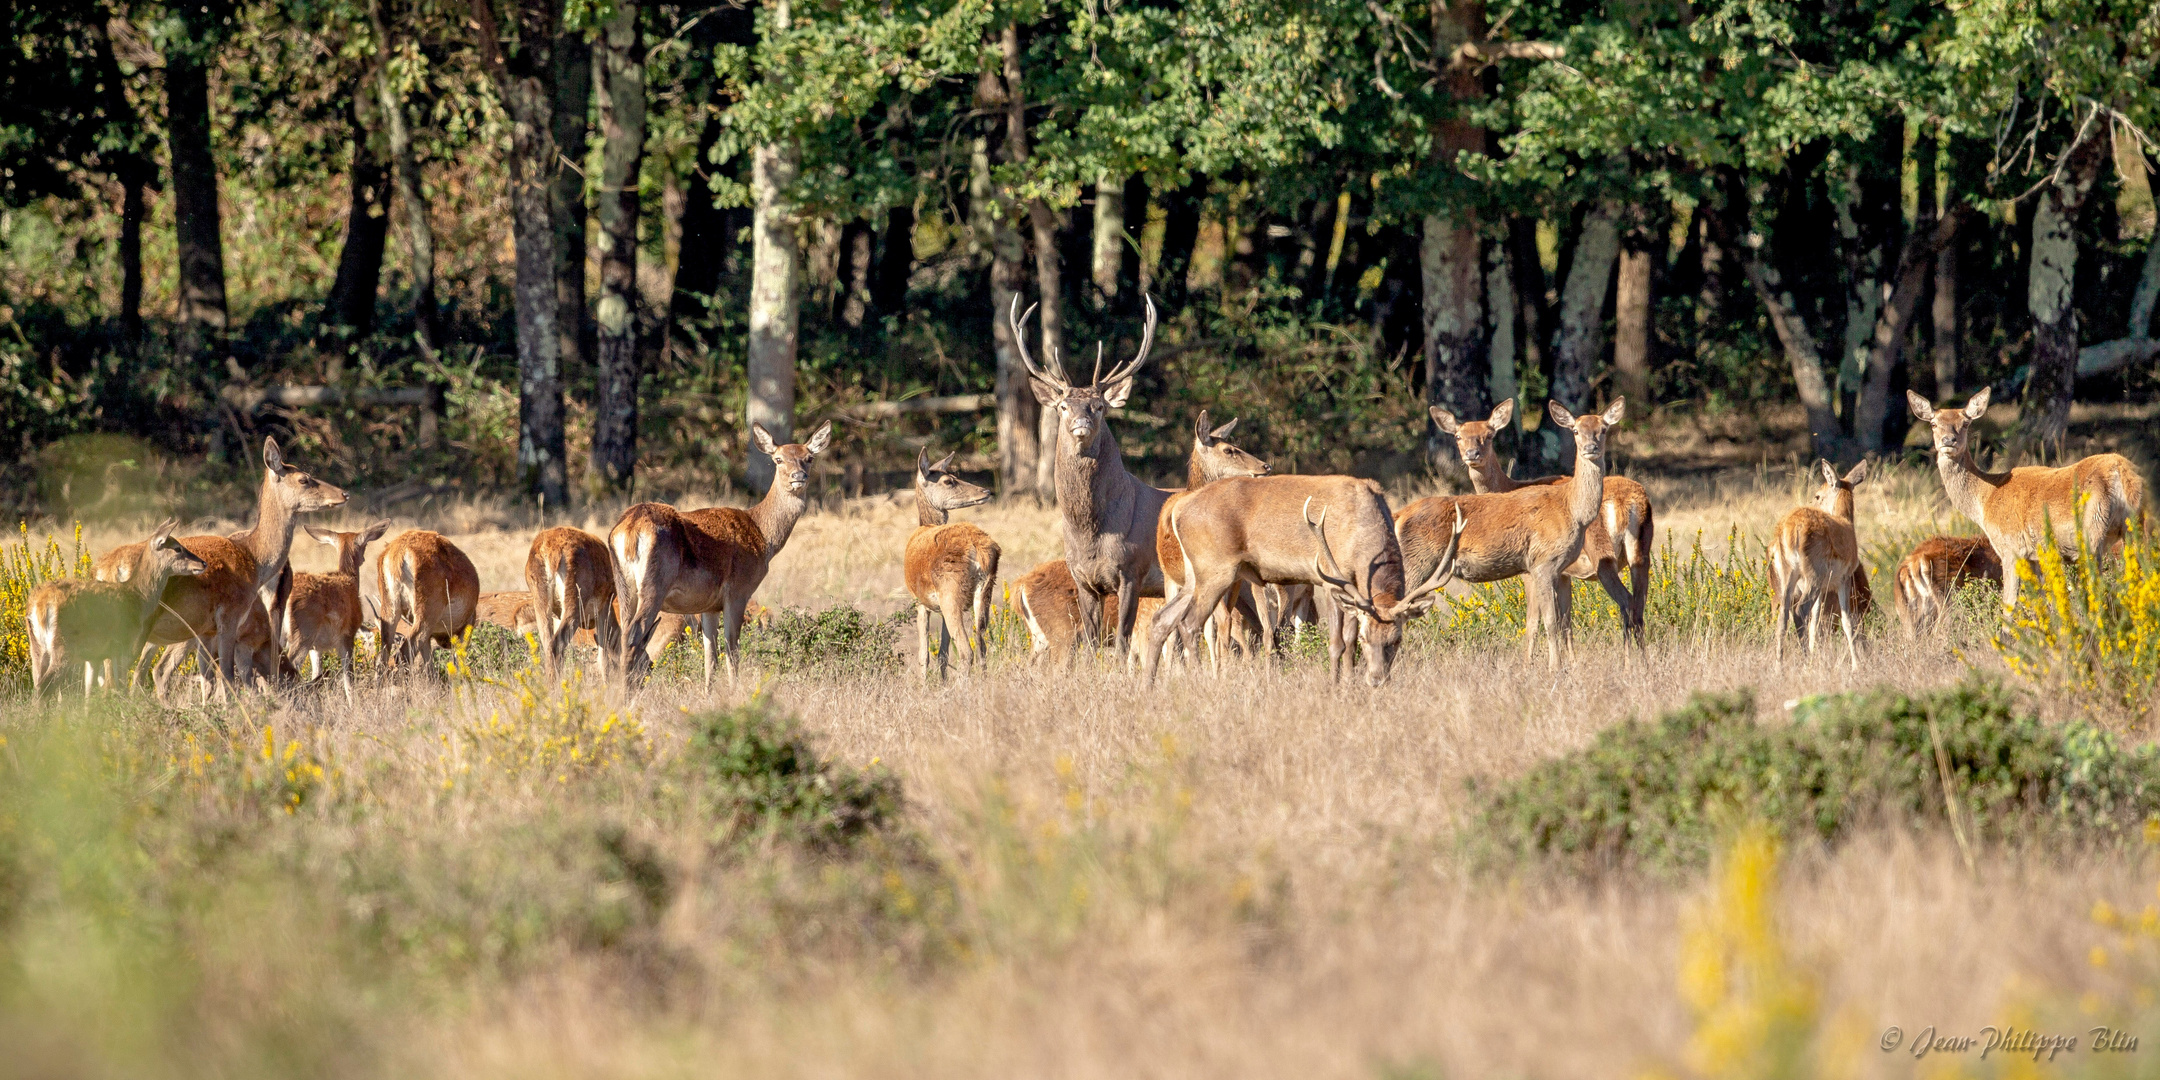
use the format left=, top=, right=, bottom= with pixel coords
left=1769, top=459, right=1869, bottom=669
left=1893, top=534, right=2002, bottom=638
left=29, top=519, right=205, bottom=696
left=1906, top=388, right=2146, bottom=610
left=1012, top=294, right=1168, bottom=659
left=1155, top=409, right=1272, bottom=664
left=610, top=420, right=833, bottom=686
left=371, top=529, right=481, bottom=671
left=1431, top=399, right=1653, bottom=645
left=1143, top=476, right=1465, bottom=687
left=281, top=522, right=388, bottom=684
left=1395, top=399, right=1626, bottom=668
left=905, top=447, right=1002, bottom=679
left=526, top=527, right=620, bottom=678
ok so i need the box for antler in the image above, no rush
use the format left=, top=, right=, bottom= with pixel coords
left=1096, top=293, right=1158, bottom=388
left=1303, top=497, right=1377, bottom=615
left=1007, top=295, right=1068, bottom=390
left=1393, top=506, right=1465, bottom=613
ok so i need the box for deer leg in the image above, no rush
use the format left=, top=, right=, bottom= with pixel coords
left=721, top=599, right=749, bottom=685
left=699, top=611, right=720, bottom=690
left=1141, top=593, right=1194, bottom=687
left=1553, top=574, right=1576, bottom=668
left=1522, top=575, right=1549, bottom=667
left=916, top=604, right=932, bottom=676
left=1114, top=580, right=1142, bottom=663
left=936, top=606, right=954, bottom=681
left=1804, top=590, right=1822, bottom=656
left=1074, top=583, right=1106, bottom=659
left=1593, top=562, right=1637, bottom=648
left=1837, top=581, right=1859, bottom=671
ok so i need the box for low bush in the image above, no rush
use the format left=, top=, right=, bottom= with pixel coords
left=686, top=697, right=903, bottom=847
left=1474, top=680, right=2160, bottom=873
left=0, top=522, right=89, bottom=688
left=1995, top=520, right=2160, bottom=729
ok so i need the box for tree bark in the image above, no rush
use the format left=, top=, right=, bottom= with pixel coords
left=839, top=221, right=872, bottom=329
left=472, top=0, right=568, bottom=504
left=1419, top=1, right=1493, bottom=470
left=2076, top=206, right=2160, bottom=376
left=1857, top=209, right=1966, bottom=452
left=552, top=33, right=592, bottom=392
left=2021, top=137, right=2105, bottom=451
left=590, top=0, right=644, bottom=496
left=372, top=0, right=440, bottom=354
left=973, top=132, right=1036, bottom=496
left=87, top=20, right=149, bottom=348
left=999, top=24, right=1061, bottom=497
left=1834, top=145, right=1897, bottom=411
left=1485, top=238, right=1517, bottom=412
left=1739, top=243, right=1846, bottom=462
left=746, top=143, right=800, bottom=490
left=327, top=94, right=391, bottom=339
left=1549, top=200, right=1622, bottom=429
left=1091, top=173, right=1124, bottom=309
left=1613, top=234, right=1653, bottom=406
left=165, top=20, right=227, bottom=364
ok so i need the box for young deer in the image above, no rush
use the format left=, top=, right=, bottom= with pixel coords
left=611, top=420, right=832, bottom=686
left=281, top=522, right=388, bottom=683
left=526, top=527, right=619, bottom=678
left=1155, top=410, right=1271, bottom=663
left=1395, top=399, right=1625, bottom=668
left=1432, top=399, right=1654, bottom=644
left=1893, top=535, right=2002, bottom=638
left=1906, top=388, right=2146, bottom=610
left=905, top=448, right=1002, bottom=678
left=29, top=519, right=205, bottom=696
left=1143, top=477, right=1464, bottom=687
left=372, top=529, right=481, bottom=670
left=1769, top=460, right=1869, bottom=669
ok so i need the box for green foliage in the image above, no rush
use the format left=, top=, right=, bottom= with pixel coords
left=0, top=521, right=90, bottom=689
left=743, top=605, right=908, bottom=678
left=1996, top=521, right=2160, bottom=729
left=685, top=697, right=903, bottom=847
left=1474, top=681, right=2160, bottom=874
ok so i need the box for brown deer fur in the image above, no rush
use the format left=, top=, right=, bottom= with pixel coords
left=526, top=527, right=619, bottom=678
left=1013, top=295, right=1169, bottom=657
left=1906, top=387, right=2146, bottom=609
left=610, top=420, right=832, bottom=685
left=475, top=590, right=696, bottom=669
left=372, top=530, right=481, bottom=670
left=1155, top=410, right=1271, bottom=662
left=1432, top=399, right=1654, bottom=643
left=283, top=523, right=387, bottom=682
left=1769, top=460, right=1868, bottom=669
left=904, top=448, right=1002, bottom=678
left=1893, top=535, right=2002, bottom=637
left=30, top=519, right=204, bottom=696
left=1396, top=399, right=1625, bottom=667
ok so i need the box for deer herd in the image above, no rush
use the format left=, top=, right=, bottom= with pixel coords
left=20, top=304, right=2151, bottom=698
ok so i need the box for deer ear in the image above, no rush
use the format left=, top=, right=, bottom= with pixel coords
left=150, top=517, right=179, bottom=543
left=304, top=525, right=332, bottom=546
left=363, top=521, right=390, bottom=543
left=1818, top=459, right=1838, bottom=486
left=1429, top=406, right=1461, bottom=435
left=1844, top=459, right=1870, bottom=486
left=1102, top=378, right=1134, bottom=408
left=1194, top=409, right=1213, bottom=444
left=1029, top=377, right=1061, bottom=408
left=263, top=437, right=285, bottom=473
left=1210, top=416, right=1239, bottom=440
left=1906, top=389, right=1934, bottom=419
left=1489, top=397, right=1515, bottom=429
left=804, top=421, right=833, bottom=455
left=1545, top=400, right=1577, bottom=431
left=933, top=449, right=958, bottom=474
left=1601, top=397, right=1626, bottom=426
left=1963, top=387, right=1991, bottom=420
left=916, top=446, right=931, bottom=478
left=750, top=423, right=779, bottom=457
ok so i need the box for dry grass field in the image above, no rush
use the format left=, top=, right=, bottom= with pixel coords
left=7, top=405, right=2160, bottom=1080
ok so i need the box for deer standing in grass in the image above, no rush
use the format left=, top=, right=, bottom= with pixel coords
left=1432, top=399, right=1653, bottom=644
left=1012, top=295, right=1168, bottom=659
left=1144, top=477, right=1464, bottom=687
left=526, top=527, right=619, bottom=678
left=611, top=420, right=833, bottom=686
left=29, top=519, right=205, bottom=697
left=1893, top=535, right=2002, bottom=638
left=905, top=448, right=1001, bottom=678
left=372, top=530, right=480, bottom=670
left=280, top=522, right=388, bottom=685
left=1155, top=410, right=1271, bottom=664
left=476, top=590, right=691, bottom=672
left=1394, top=400, right=1625, bottom=668
left=1906, top=388, right=2146, bottom=610
left=1769, top=460, right=1869, bottom=669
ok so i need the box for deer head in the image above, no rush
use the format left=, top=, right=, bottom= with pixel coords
left=1190, top=410, right=1269, bottom=483
left=1906, top=387, right=1989, bottom=465
left=752, top=420, right=834, bottom=495
left=1011, top=294, right=1158, bottom=451
left=1431, top=399, right=1515, bottom=474
left=305, top=521, right=390, bottom=576
left=1544, top=398, right=1625, bottom=462
left=1811, top=459, right=1868, bottom=521
left=263, top=436, right=350, bottom=514
left=1304, top=498, right=1464, bottom=687
left=915, top=447, right=993, bottom=515
left=141, top=518, right=207, bottom=582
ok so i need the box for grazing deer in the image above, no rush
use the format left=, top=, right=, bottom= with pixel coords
left=526, top=527, right=620, bottom=678
left=1906, top=388, right=2146, bottom=610
left=1395, top=400, right=1625, bottom=668
left=372, top=529, right=481, bottom=670
left=1012, top=294, right=1168, bottom=658
left=904, top=448, right=1002, bottom=678
left=611, top=420, right=833, bottom=685
left=1893, top=535, right=2002, bottom=638
left=1012, top=559, right=1097, bottom=660
left=281, top=523, right=388, bottom=683
left=475, top=589, right=693, bottom=672
left=1143, top=477, right=1464, bottom=687
left=29, top=519, right=205, bottom=696
left=476, top=590, right=533, bottom=635
left=1432, top=399, right=1653, bottom=644
left=1156, top=410, right=1272, bottom=663
left=1769, top=460, right=1869, bottom=669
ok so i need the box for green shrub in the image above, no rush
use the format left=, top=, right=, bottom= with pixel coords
left=685, top=698, right=901, bottom=847
left=1474, top=680, right=2160, bottom=873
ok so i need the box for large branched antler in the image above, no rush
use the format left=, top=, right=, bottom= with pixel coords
left=1392, top=506, right=1465, bottom=615
left=1007, top=295, right=1068, bottom=390
left=1303, top=497, right=1379, bottom=616
left=1097, top=293, right=1158, bottom=388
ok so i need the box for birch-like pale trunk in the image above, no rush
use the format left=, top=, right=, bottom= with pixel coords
left=1612, top=242, right=1652, bottom=406
left=1091, top=174, right=1124, bottom=308
left=2022, top=140, right=2104, bottom=451
left=1546, top=200, right=1621, bottom=460
left=744, top=0, right=801, bottom=492
left=590, top=0, right=645, bottom=495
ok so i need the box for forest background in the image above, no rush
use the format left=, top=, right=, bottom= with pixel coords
left=1, top=0, right=2156, bottom=512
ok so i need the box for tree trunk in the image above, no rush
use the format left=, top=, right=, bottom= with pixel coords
left=973, top=136, right=1036, bottom=496
left=1833, top=162, right=1886, bottom=413
left=1091, top=173, right=1124, bottom=309
left=165, top=26, right=227, bottom=364
left=746, top=144, right=800, bottom=490
left=1613, top=235, right=1653, bottom=406
left=87, top=20, right=148, bottom=348
left=327, top=95, right=391, bottom=339
left=590, top=0, right=644, bottom=496
left=1736, top=227, right=1846, bottom=462
left=1000, top=24, right=1061, bottom=497
left=373, top=0, right=440, bottom=354
left=1857, top=210, right=1964, bottom=451
left=2021, top=137, right=2105, bottom=451
left=473, top=0, right=568, bottom=504
left=1547, top=200, right=1621, bottom=459
left=2076, top=200, right=2160, bottom=376
left=1420, top=213, right=1487, bottom=461
left=1506, top=214, right=1551, bottom=400
left=839, top=222, right=872, bottom=329
left=1485, top=238, right=1517, bottom=411
left=552, top=34, right=592, bottom=393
